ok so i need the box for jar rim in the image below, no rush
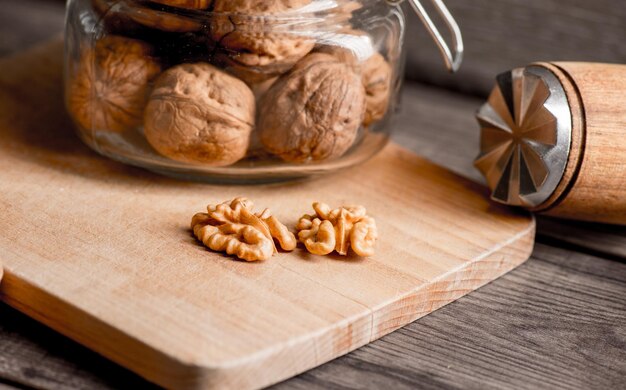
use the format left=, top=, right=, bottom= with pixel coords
left=98, top=0, right=388, bottom=20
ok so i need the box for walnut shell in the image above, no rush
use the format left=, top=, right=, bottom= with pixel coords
left=117, top=0, right=203, bottom=32
left=362, top=52, right=392, bottom=126
left=317, top=44, right=393, bottom=127
left=210, top=0, right=316, bottom=82
left=258, top=52, right=366, bottom=162
left=92, top=0, right=203, bottom=33
left=149, top=0, right=212, bottom=9
left=67, top=35, right=161, bottom=134
left=144, top=63, right=255, bottom=166
left=92, top=0, right=139, bottom=33
left=313, top=26, right=392, bottom=127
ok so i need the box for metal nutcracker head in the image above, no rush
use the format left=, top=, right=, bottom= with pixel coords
left=475, top=65, right=573, bottom=207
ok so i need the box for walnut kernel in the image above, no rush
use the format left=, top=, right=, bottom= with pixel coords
left=258, top=52, right=366, bottom=162
left=192, top=198, right=296, bottom=261
left=144, top=63, right=255, bottom=166
left=296, top=202, right=378, bottom=257
left=67, top=35, right=161, bottom=134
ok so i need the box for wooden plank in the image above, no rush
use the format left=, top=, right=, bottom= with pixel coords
left=392, top=79, right=485, bottom=183
left=0, top=0, right=64, bottom=57
left=2, top=243, right=625, bottom=390
left=0, top=384, right=22, bottom=390
left=0, top=303, right=158, bottom=390
left=537, top=218, right=626, bottom=260
left=0, top=41, right=534, bottom=390
left=272, top=243, right=626, bottom=390
left=404, top=0, right=626, bottom=95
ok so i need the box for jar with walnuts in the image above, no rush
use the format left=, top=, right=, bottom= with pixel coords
left=65, top=0, right=462, bottom=182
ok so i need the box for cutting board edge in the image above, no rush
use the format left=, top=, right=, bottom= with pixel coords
left=0, top=271, right=211, bottom=389
left=368, top=217, right=536, bottom=339
left=0, top=217, right=535, bottom=390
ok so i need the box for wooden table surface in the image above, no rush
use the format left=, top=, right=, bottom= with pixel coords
left=1, top=1, right=625, bottom=389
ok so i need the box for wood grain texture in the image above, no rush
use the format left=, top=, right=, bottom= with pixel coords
left=389, top=78, right=626, bottom=260
left=273, top=243, right=626, bottom=390
left=0, top=56, right=623, bottom=390
left=3, top=42, right=623, bottom=390
left=3, top=243, right=625, bottom=390
left=0, top=303, right=159, bottom=390
left=2, top=2, right=626, bottom=388
left=540, top=62, right=626, bottom=224
left=404, top=0, right=626, bottom=96
left=529, top=62, right=585, bottom=215
left=0, top=384, right=22, bottom=390
left=537, top=218, right=626, bottom=260
left=0, top=41, right=534, bottom=390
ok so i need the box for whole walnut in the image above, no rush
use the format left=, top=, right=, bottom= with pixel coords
left=144, top=63, right=255, bottom=166
left=362, top=52, right=392, bottom=126
left=92, top=0, right=139, bottom=33
left=316, top=36, right=393, bottom=127
left=149, top=0, right=212, bottom=9
left=258, top=52, right=366, bottom=162
left=210, top=0, right=316, bottom=83
left=67, top=35, right=161, bottom=134
left=115, top=0, right=202, bottom=33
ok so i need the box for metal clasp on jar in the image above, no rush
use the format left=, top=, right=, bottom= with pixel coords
left=387, top=0, right=464, bottom=73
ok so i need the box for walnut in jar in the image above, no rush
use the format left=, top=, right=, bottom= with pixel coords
left=149, top=0, right=212, bottom=9
left=210, top=0, right=316, bottom=83
left=362, top=52, right=392, bottom=127
left=258, top=52, right=366, bottom=162
left=144, top=63, right=255, bottom=166
left=67, top=35, right=161, bottom=134
left=118, top=0, right=203, bottom=32
left=317, top=41, right=393, bottom=127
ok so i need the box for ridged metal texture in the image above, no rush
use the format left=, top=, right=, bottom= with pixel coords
left=475, top=65, right=573, bottom=207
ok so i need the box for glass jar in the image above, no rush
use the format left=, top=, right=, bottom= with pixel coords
left=64, top=0, right=462, bottom=182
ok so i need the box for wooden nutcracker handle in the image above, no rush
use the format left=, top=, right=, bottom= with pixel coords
left=532, top=62, right=626, bottom=224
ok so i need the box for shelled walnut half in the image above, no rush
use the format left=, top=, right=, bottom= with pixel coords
left=258, top=52, right=366, bottom=162
left=67, top=35, right=161, bottom=134
left=296, top=202, right=378, bottom=257
left=192, top=198, right=297, bottom=262
left=144, top=63, right=255, bottom=166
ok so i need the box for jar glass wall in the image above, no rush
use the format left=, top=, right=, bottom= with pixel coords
left=65, top=0, right=405, bottom=182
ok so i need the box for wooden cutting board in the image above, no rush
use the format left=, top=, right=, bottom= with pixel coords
left=0, top=40, right=535, bottom=390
